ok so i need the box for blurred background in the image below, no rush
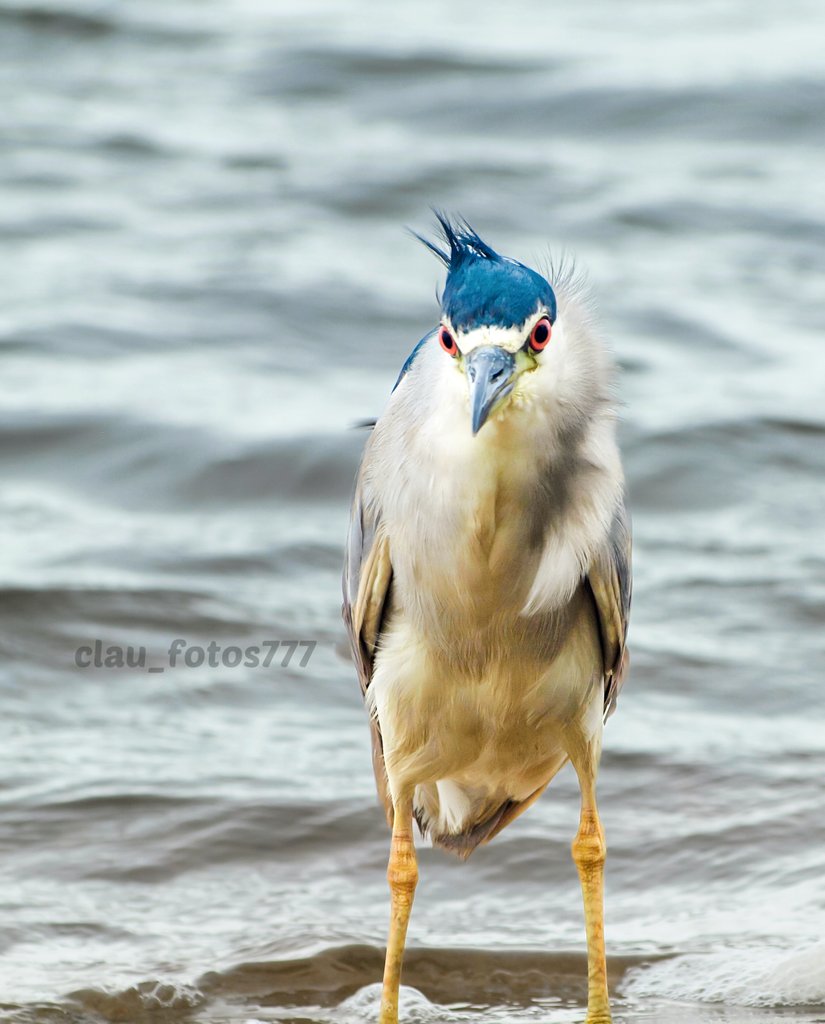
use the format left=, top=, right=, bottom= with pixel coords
left=1, top=1, right=824, bottom=1021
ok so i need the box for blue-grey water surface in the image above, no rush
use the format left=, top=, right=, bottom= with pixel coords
left=1, top=1, right=825, bottom=1021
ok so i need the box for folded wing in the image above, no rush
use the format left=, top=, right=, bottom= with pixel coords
left=342, top=455, right=394, bottom=822
left=586, top=500, right=632, bottom=719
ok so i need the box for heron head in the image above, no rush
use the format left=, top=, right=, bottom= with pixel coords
left=416, top=214, right=558, bottom=436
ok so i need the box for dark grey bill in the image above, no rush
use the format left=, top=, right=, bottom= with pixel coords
left=465, top=346, right=516, bottom=435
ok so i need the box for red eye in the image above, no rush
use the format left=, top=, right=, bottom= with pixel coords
left=529, top=317, right=552, bottom=352
left=439, top=325, right=458, bottom=356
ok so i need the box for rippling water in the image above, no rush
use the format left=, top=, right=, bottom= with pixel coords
left=1, top=1, right=824, bottom=1021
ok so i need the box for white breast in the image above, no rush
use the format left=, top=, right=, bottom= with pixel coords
left=378, top=395, right=547, bottom=634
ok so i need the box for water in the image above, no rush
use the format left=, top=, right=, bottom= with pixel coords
left=1, top=0, right=824, bottom=1021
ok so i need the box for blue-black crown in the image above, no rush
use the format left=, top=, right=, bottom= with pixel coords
left=415, top=213, right=556, bottom=330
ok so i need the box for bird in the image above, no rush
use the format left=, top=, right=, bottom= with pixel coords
left=342, top=214, right=631, bottom=1024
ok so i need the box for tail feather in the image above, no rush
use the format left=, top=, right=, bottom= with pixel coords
left=412, top=758, right=568, bottom=859
left=414, top=798, right=518, bottom=861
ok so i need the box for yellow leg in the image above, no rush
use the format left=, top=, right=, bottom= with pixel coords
left=378, top=799, right=418, bottom=1024
left=571, top=765, right=611, bottom=1023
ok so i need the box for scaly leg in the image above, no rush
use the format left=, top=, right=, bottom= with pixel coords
left=378, top=798, right=418, bottom=1024
left=571, top=748, right=611, bottom=1024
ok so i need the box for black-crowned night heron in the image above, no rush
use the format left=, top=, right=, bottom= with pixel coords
left=342, top=215, right=631, bottom=1024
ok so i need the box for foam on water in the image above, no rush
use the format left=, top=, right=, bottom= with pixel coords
left=623, top=944, right=825, bottom=1008
left=330, top=983, right=585, bottom=1023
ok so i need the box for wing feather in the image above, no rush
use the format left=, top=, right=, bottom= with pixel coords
left=342, top=458, right=394, bottom=822
left=586, top=499, right=632, bottom=719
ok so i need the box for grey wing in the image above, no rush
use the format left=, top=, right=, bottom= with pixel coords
left=342, top=455, right=394, bottom=822
left=586, top=499, right=632, bottom=720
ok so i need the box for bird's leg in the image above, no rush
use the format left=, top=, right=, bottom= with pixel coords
left=379, top=797, right=418, bottom=1024
left=571, top=748, right=611, bottom=1024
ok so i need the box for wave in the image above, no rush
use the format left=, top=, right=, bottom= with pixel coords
left=58, top=944, right=657, bottom=1023
left=0, top=2, right=211, bottom=42
left=4, top=944, right=819, bottom=1024
left=69, top=979, right=205, bottom=1019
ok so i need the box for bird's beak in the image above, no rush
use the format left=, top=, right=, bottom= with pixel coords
left=465, top=346, right=517, bottom=436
